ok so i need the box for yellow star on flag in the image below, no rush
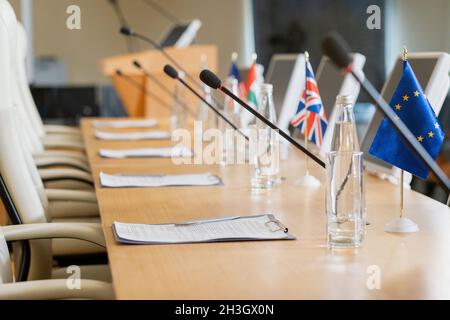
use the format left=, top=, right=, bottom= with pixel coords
left=395, top=104, right=401, bottom=110
left=434, top=122, right=440, bottom=129
left=414, top=90, right=420, bottom=97
left=428, top=131, right=434, bottom=138
left=403, top=94, right=409, bottom=101
left=417, top=136, right=424, bottom=142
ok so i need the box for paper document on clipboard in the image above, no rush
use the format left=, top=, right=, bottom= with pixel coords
left=112, top=214, right=295, bottom=244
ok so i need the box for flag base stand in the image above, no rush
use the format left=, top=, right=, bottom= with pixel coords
left=295, top=174, right=321, bottom=188
left=384, top=217, right=419, bottom=233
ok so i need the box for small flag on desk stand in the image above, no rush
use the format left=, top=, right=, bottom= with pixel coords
left=245, top=53, right=260, bottom=109
left=369, top=47, right=445, bottom=233
left=225, top=52, right=246, bottom=118
left=290, top=51, right=328, bottom=188
left=228, top=52, right=246, bottom=100
left=241, top=53, right=264, bottom=128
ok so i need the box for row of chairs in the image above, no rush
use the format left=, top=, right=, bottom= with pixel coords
left=0, top=0, right=113, bottom=299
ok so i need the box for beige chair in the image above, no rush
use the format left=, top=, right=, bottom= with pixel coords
left=0, top=106, right=106, bottom=264
left=0, top=0, right=94, bottom=192
left=15, top=22, right=85, bottom=151
left=1, top=1, right=89, bottom=169
left=0, top=5, right=101, bottom=258
left=0, top=224, right=114, bottom=299
left=16, top=20, right=82, bottom=139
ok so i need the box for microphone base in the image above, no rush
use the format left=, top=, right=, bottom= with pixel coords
left=384, top=217, right=419, bottom=233
left=295, top=174, right=321, bottom=188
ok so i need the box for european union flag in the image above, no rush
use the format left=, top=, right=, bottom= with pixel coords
left=369, top=60, right=444, bottom=180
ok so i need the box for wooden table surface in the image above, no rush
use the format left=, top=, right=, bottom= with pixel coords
left=81, top=117, right=450, bottom=300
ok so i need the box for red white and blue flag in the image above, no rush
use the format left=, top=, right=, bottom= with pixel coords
left=290, top=61, right=328, bottom=146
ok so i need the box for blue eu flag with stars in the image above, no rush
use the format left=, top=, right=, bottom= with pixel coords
left=369, top=60, right=444, bottom=180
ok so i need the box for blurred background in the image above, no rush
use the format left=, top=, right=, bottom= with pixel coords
left=8, top=0, right=450, bottom=203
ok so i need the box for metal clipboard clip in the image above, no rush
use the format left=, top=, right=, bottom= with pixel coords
left=264, top=218, right=288, bottom=233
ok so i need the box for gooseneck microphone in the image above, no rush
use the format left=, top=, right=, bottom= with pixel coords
left=132, top=60, right=196, bottom=117
left=115, top=69, right=172, bottom=113
left=119, top=26, right=225, bottom=111
left=322, top=32, right=450, bottom=193
left=116, top=69, right=195, bottom=117
left=120, top=27, right=197, bottom=86
left=163, top=65, right=248, bottom=141
left=200, top=69, right=325, bottom=168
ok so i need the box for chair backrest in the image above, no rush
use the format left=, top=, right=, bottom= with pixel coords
left=0, top=108, right=53, bottom=280
left=16, top=21, right=46, bottom=139
left=0, top=1, right=12, bottom=113
left=0, top=229, right=13, bottom=284
left=0, top=0, right=48, bottom=216
left=21, top=139, right=50, bottom=214
left=0, top=0, right=44, bottom=155
left=0, top=0, right=53, bottom=280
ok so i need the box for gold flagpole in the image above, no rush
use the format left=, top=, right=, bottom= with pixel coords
left=400, top=46, right=408, bottom=219
left=400, top=170, right=404, bottom=218
left=304, top=51, right=310, bottom=176
left=252, top=52, right=257, bottom=65
left=231, top=51, right=238, bottom=63
left=385, top=46, right=419, bottom=233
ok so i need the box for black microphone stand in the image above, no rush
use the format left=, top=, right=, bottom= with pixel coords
left=120, top=28, right=226, bottom=114
left=166, top=68, right=248, bottom=141
left=199, top=70, right=325, bottom=168
left=133, top=61, right=198, bottom=118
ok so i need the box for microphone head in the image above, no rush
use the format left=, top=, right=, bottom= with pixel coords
left=120, top=26, right=133, bottom=36
left=199, top=69, right=222, bottom=89
left=321, top=32, right=352, bottom=69
left=133, top=60, right=142, bottom=69
left=163, top=65, right=178, bottom=79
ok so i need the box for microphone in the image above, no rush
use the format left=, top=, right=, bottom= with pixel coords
left=119, top=27, right=193, bottom=83
left=116, top=69, right=196, bottom=117
left=163, top=64, right=249, bottom=141
left=115, top=69, right=172, bottom=113
left=119, top=26, right=225, bottom=111
left=200, top=69, right=325, bottom=168
left=322, top=32, right=450, bottom=193
left=132, top=60, right=197, bottom=117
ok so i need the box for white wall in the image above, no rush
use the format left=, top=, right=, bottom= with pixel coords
left=9, top=0, right=254, bottom=85
left=9, top=0, right=449, bottom=85
left=385, top=0, right=450, bottom=74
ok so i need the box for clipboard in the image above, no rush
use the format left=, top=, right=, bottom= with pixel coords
left=112, top=214, right=295, bottom=245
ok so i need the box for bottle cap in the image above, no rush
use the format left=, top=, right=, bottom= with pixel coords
left=261, top=83, right=273, bottom=92
left=336, top=94, right=353, bottom=105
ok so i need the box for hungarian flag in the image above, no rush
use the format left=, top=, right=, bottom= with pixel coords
left=245, top=62, right=259, bottom=109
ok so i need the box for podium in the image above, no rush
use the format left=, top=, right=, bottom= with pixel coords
left=101, top=45, right=218, bottom=118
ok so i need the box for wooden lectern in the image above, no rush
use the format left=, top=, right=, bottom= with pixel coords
left=101, top=45, right=218, bottom=118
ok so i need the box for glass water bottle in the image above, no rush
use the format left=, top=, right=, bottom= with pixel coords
left=330, top=95, right=360, bottom=152
left=326, top=95, right=365, bottom=248
left=251, top=84, right=280, bottom=189
left=219, top=78, right=241, bottom=165
left=171, top=71, right=188, bottom=130
left=222, top=78, right=241, bottom=127
left=197, top=83, right=217, bottom=130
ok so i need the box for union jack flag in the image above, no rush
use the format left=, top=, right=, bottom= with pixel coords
left=290, top=61, right=328, bottom=146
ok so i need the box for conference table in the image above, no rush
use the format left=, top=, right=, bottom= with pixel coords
left=81, top=117, right=450, bottom=300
